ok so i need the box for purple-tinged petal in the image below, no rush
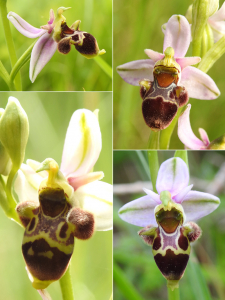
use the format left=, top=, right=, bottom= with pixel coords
left=182, top=190, right=220, bottom=222
left=156, top=157, right=189, bottom=196
left=198, top=128, right=210, bottom=146
left=180, top=66, right=220, bottom=99
left=60, top=109, right=101, bottom=178
left=163, top=15, right=191, bottom=58
left=48, top=9, right=55, bottom=24
left=144, top=49, right=164, bottom=62
left=178, top=104, right=206, bottom=150
left=176, top=57, right=201, bottom=70
left=117, top=60, right=154, bottom=86
left=208, top=19, right=225, bottom=42
left=173, top=184, right=193, bottom=203
left=7, top=12, right=46, bottom=38
left=118, top=195, right=158, bottom=227
left=209, top=2, right=225, bottom=22
left=143, top=188, right=161, bottom=204
left=29, top=32, right=57, bottom=82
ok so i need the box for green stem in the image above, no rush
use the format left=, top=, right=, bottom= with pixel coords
left=148, top=131, right=160, bottom=149
left=0, top=61, right=15, bottom=90
left=59, top=265, right=74, bottom=300
left=168, top=286, right=180, bottom=300
left=10, top=41, right=36, bottom=84
left=113, top=261, right=145, bottom=300
left=94, top=56, right=112, bottom=78
left=201, top=29, right=208, bottom=57
left=160, top=107, right=185, bottom=149
left=0, top=0, right=22, bottom=90
left=147, top=151, right=159, bottom=193
left=198, top=35, right=225, bottom=73
left=174, top=150, right=188, bottom=165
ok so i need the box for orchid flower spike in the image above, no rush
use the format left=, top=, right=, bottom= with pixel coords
left=8, top=8, right=105, bottom=82
left=119, top=157, right=220, bottom=289
left=14, top=109, right=112, bottom=290
left=178, top=104, right=225, bottom=150
left=117, top=15, right=220, bottom=100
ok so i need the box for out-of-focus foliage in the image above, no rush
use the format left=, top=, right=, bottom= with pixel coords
left=113, top=0, right=225, bottom=149
left=0, top=92, right=112, bottom=300
left=0, top=0, right=112, bottom=91
left=114, top=151, right=225, bottom=300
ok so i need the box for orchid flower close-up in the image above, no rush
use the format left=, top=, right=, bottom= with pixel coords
left=8, top=7, right=105, bottom=82
left=178, top=104, right=225, bottom=150
left=118, top=157, right=220, bottom=288
left=117, top=14, right=220, bottom=100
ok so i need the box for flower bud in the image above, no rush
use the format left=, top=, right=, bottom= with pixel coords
left=207, top=134, right=225, bottom=149
left=0, top=97, right=29, bottom=169
left=0, top=108, right=12, bottom=175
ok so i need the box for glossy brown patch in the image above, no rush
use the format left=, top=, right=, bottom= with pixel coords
left=154, top=249, right=189, bottom=280
left=61, top=22, right=75, bottom=37
left=73, top=32, right=97, bottom=55
left=22, top=238, right=73, bottom=281
left=142, top=96, right=178, bottom=130
left=68, top=208, right=95, bottom=240
left=154, top=72, right=176, bottom=88
left=39, top=188, right=66, bottom=218
left=153, top=236, right=161, bottom=250
left=59, top=223, right=69, bottom=239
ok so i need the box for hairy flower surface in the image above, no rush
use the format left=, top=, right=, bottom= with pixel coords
left=117, top=15, right=220, bottom=100
left=8, top=8, right=105, bottom=82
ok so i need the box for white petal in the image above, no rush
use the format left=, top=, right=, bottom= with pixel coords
left=182, top=191, right=220, bottom=222
left=20, top=163, right=44, bottom=191
left=14, top=170, right=39, bottom=203
left=163, top=15, right=191, bottom=57
left=156, top=157, right=189, bottom=196
left=29, top=32, right=57, bottom=82
left=75, top=181, right=112, bottom=231
left=7, top=12, right=45, bottom=38
left=180, top=66, right=220, bottom=99
left=178, top=104, right=206, bottom=150
left=117, top=59, right=154, bottom=86
left=209, top=2, right=225, bottom=21
left=118, top=195, right=158, bottom=227
left=60, top=109, right=102, bottom=178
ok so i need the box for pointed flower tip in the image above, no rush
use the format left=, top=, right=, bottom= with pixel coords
left=57, top=7, right=71, bottom=15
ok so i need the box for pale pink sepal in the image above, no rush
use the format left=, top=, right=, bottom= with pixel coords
left=29, top=32, right=57, bottom=82
left=60, top=109, right=102, bottom=178
left=68, top=171, right=104, bottom=191
left=75, top=181, right=113, bottom=231
left=209, top=2, right=225, bottom=22
left=7, top=12, right=45, bottom=38
left=198, top=128, right=210, bottom=146
left=156, top=157, right=189, bottom=197
left=142, top=188, right=161, bottom=204
left=163, top=15, right=191, bottom=58
left=117, top=60, right=154, bottom=86
left=176, top=57, right=201, bottom=70
left=180, top=66, right=220, bottom=99
left=118, top=195, right=158, bottom=227
left=144, top=49, right=164, bottom=62
left=178, top=104, right=206, bottom=150
left=182, top=190, right=220, bottom=222
left=173, top=184, right=193, bottom=203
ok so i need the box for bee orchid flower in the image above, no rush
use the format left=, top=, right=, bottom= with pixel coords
left=118, top=157, right=220, bottom=289
left=8, top=8, right=105, bottom=82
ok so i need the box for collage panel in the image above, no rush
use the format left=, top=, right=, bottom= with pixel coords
left=114, top=150, right=224, bottom=300
left=0, top=0, right=112, bottom=91
left=114, top=0, right=225, bottom=150
left=0, top=92, right=112, bottom=300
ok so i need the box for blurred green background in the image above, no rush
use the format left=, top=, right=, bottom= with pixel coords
left=114, top=151, right=225, bottom=300
left=113, top=0, right=225, bottom=149
left=0, top=92, right=112, bottom=300
left=0, top=0, right=112, bottom=91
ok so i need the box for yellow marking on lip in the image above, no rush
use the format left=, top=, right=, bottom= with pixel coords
left=28, top=247, right=34, bottom=256
left=38, top=251, right=54, bottom=259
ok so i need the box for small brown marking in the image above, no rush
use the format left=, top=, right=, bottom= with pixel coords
left=178, top=228, right=189, bottom=251
left=59, top=223, right=69, bottom=239
left=28, top=218, right=36, bottom=232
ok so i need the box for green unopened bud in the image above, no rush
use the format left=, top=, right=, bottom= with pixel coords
left=0, top=97, right=29, bottom=170
left=207, top=134, right=225, bottom=149
left=185, top=5, right=193, bottom=23
left=208, top=0, right=219, bottom=17
left=0, top=109, right=12, bottom=175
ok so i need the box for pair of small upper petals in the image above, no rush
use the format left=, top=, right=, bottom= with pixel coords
left=117, top=15, right=220, bottom=100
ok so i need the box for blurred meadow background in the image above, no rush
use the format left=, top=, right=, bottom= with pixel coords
left=0, top=92, right=112, bottom=300
left=114, top=151, right=225, bottom=300
left=114, top=0, right=225, bottom=149
left=0, top=0, right=112, bottom=91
